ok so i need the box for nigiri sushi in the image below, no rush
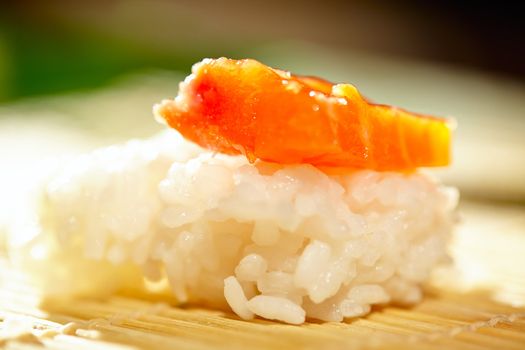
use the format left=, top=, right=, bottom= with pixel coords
left=3, top=58, right=458, bottom=324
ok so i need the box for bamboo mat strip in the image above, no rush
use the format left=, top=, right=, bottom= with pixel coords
left=1, top=285, right=525, bottom=350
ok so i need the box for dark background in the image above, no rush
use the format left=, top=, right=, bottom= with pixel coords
left=0, top=0, right=523, bottom=102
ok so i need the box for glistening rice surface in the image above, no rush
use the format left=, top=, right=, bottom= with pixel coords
left=5, top=130, right=458, bottom=324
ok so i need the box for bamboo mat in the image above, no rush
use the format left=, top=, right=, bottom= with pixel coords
left=1, top=201, right=524, bottom=350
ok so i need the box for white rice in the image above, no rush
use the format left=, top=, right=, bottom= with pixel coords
left=4, top=130, right=458, bottom=324
left=247, top=295, right=306, bottom=325
left=224, top=276, right=254, bottom=320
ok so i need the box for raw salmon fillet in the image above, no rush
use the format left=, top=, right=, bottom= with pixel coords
left=155, top=58, right=452, bottom=171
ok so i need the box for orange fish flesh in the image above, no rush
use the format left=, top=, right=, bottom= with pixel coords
left=155, top=58, right=452, bottom=171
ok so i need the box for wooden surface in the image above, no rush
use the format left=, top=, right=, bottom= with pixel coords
left=1, top=200, right=524, bottom=350
left=1, top=287, right=525, bottom=350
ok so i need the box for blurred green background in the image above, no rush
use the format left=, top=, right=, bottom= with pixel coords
left=0, top=0, right=524, bottom=203
left=1, top=0, right=524, bottom=102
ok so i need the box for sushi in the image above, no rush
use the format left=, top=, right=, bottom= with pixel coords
left=3, top=58, right=458, bottom=324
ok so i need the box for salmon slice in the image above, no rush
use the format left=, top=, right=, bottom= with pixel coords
left=155, top=58, right=452, bottom=171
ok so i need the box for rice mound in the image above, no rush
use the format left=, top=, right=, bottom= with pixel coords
left=5, top=130, right=458, bottom=324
